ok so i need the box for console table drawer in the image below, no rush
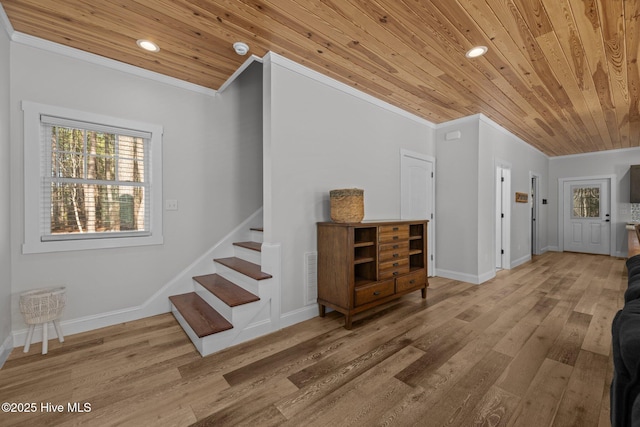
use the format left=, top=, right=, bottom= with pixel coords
left=379, top=241, right=409, bottom=262
left=355, top=280, right=395, bottom=306
left=396, top=270, right=426, bottom=293
left=379, top=258, right=410, bottom=279
left=379, top=225, right=409, bottom=243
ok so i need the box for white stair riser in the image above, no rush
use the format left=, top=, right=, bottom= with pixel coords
left=194, top=282, right=259, bottom=324
left=172, top=298, right=273, bottom=357
left=214, top=264, right=266, bottom=296
left=200, top=300, right=272, bottom=356
left=171, top=303, right=233, bottom=354
left=250, top=230, right=264, bottom=243
left=233, top=245, right=262, bottom=264
left=194, top=283, right=232, bottom=320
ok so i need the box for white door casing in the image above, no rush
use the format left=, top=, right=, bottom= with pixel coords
left=400, top=149, right=435, bottom=276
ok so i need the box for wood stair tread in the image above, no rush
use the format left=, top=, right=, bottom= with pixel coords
left=169, top=293, right=233, bottom=338
left=214, top=257, right=272, bottom=280
left=233, top=241, right=262, bottom=252
left=193, top=274, right=260, bottom=306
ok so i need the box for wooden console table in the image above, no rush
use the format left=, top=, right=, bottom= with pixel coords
left=316, top=220, right=428, bottom=329
left=628, top=224, right=640, bottom=258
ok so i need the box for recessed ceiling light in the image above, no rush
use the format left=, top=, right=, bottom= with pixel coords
left=233, top=42, right=250, bottom=56
left=136, top=39, right=160, bottom=53
left=465, top=46, right=488, bottom=58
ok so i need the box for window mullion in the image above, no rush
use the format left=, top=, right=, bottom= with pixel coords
left=115, top=134, right=119, bottom=181
left=83, top=129, right=88, bottom=179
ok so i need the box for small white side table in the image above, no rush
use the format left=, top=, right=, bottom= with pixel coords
left=19, top=287, right=66, bottom=354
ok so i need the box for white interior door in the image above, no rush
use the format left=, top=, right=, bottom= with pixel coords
left=563, top=179, right=610, bottom=255
left=401, top=150, right=435, bottom=276
left=496, top=166, right=510, bottom=269
left=531, top=175, right=539, bottom=255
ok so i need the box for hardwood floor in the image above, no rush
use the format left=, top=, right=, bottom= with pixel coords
left=0, top=252, right=625, bottom=426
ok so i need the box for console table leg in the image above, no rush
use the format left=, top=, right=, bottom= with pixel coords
left=421, top=287, right=427, bottom=299
left=345, top=314, right=352, bottom=330
left=319, top=304, right=326, bottom=317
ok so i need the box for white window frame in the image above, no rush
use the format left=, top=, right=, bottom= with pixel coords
left=22, top=101, right=163, bottom=253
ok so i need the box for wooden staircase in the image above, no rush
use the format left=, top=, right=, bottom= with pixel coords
left=169, top=226, right=274, bottom=356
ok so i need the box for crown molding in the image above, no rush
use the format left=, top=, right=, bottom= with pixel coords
left=266, top=51, right=437, bottom=129
left=477, top=113, right=548, bottom=159
left=437, top=113, right=549, bottom=159
left=217, top=54, right=263, bottom=93
left=0, top=4, right=14, bottom=39
left=10, top=30, right=217, bottom=97
left=550, top=145, right=640, bottom=161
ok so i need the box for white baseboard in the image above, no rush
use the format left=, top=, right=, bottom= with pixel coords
left=0, top=333, right=12, bottom=368
left=433, top=268, right=494, bottom=285
left=511, top=254, right=532, bottom=269
left=478, top=270, right=496, bottom=284
left=547, top=246, right=560, bottom=252
left=279, top=305, right=318, bottom=328
left=12, top=304, right=154, bottom=349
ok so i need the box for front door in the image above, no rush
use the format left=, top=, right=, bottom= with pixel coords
left=563, top=179, right=611, bottom=255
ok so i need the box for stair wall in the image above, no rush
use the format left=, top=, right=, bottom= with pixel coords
left=11, top=208, right=267, bottom=350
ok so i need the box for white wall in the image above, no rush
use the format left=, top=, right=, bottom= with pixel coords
left=483, top=118, right=550, bottom=261
left=0, top=9, right=13, bottom=363
left=9, top=43, right=263, bottom=336
left=435, top=115, right=549, bottom=283
left=263, top=54, right=436, bottom=317
left=435, top=118, right=481, bottom=280
left=549, top=148, right=640, bottom=256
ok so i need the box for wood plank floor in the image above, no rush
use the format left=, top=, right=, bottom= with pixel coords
left=0, top=252, right=626, bottom=426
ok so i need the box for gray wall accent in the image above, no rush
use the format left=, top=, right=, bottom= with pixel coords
left=435, top=115, right=549, bottom=283
left=264, top=55, right=435, bottom=314
left=435, top=118, right=481, bottom=280
left=483, top=119, right=550, bottom=260
left=9, top=43, right=263, bottom=331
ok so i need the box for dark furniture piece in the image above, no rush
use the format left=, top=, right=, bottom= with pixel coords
left=612, top=254, right=640, bottom=426
left=316, top=220, right=428, bottom=329
left=631, top=165, right=640, bottom=204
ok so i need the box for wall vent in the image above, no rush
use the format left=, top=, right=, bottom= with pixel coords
left=305, top=252, right=318, bottom=305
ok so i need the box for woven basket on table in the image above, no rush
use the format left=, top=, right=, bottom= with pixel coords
left=330, top=188, right=364, bottom=223
left=19, top=287, right=66, bottom=325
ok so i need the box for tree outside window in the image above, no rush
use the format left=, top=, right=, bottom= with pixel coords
left=48, top=126, right=146, bottom=236
left=572, top=186, right=600, bottom=218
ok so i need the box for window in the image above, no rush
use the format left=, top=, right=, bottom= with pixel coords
left=23, top=101, right=163, bottom=253
left=572, top=185, right=600, bottom=218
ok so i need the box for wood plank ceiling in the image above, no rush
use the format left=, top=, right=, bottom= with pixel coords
left=1, top=0, right=639, bottom=156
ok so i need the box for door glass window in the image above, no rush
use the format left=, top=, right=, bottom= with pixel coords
left=572, top=186, right=600, bottom=218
